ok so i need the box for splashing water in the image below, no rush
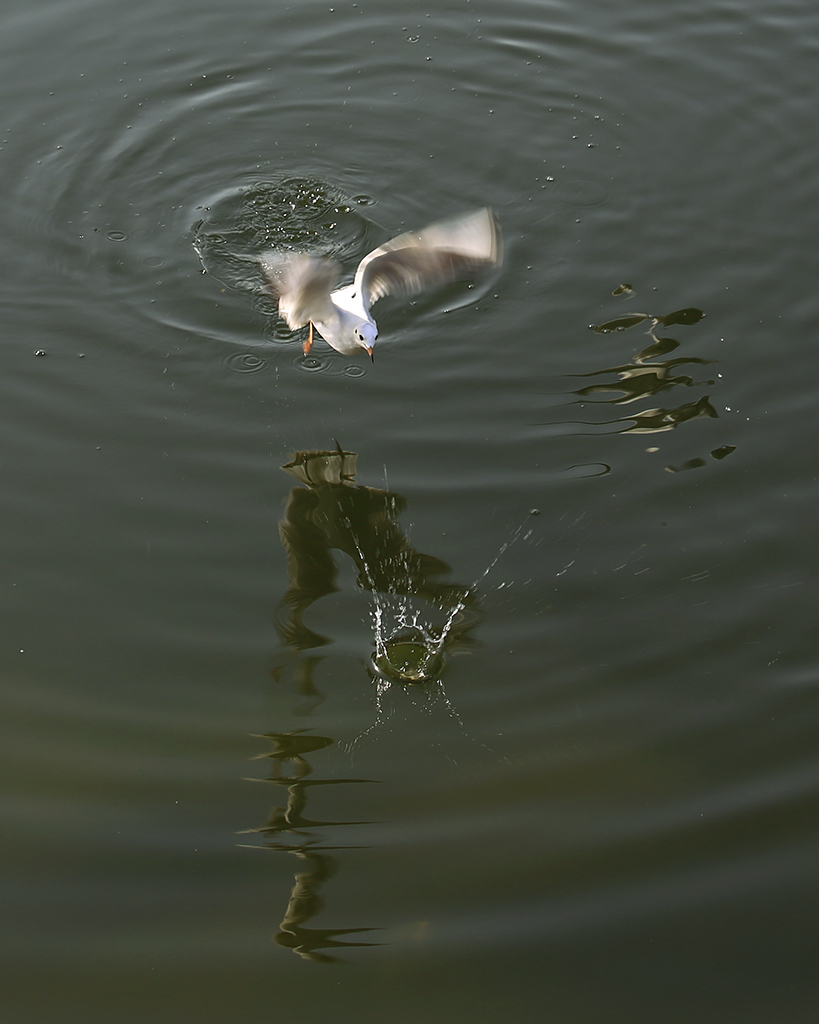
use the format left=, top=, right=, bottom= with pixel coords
left=353, top=510, right=539, bottom=685
left=343, top=513, right=538, bottom=756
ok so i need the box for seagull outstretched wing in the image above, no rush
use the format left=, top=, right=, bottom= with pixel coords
left=356, top=207, right=502, bottom=309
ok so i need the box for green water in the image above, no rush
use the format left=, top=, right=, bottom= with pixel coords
left=2, top=0, right=818, bottom=1021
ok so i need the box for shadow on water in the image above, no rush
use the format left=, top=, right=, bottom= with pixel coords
left=245, top=446, right=485, bottom=961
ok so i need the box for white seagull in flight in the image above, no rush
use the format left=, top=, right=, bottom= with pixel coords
left=260, top=207, right=502, bottom=358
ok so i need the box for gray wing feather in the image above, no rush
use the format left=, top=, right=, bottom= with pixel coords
left=357, top=208, right=502, bottom=307
left=260, top=251, right=341, bottom=329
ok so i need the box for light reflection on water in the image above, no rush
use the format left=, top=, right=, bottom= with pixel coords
left=535, top=296, right=740, bottom=474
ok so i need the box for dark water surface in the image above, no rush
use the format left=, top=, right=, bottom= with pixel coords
left=2, top=0, right=819, bottom=1021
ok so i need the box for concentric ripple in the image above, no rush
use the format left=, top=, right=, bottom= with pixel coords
left=223, top=350, right=269, bottom=374
left=192, top=174, right=380, bottom=319
left=290, top=350, right=369, bottom=377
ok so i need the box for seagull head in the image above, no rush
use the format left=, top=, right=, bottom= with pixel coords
left=352, top=321, right=377, bottom=359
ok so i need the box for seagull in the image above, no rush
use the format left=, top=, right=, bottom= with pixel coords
left=260, top=207, right=502, bottom=358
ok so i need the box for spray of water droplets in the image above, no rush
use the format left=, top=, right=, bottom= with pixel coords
left=340, top=509, right=541, bottom=753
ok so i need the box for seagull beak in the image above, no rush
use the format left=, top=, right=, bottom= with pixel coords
left=303, top=321, right=314, bottom=356
left=366, top=346, right=374, bottom=361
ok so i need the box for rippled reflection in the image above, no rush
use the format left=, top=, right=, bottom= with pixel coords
left=619, top=394, right=719, bottom=434
left=254, top=446, right=483, bottom=959
left=239, top=729, right=379, bottom=963
left=580, top=306, right=714, bottom=429
left=568, top=303, right=738, bottom=462
left=275, top=445, right=476, bottom=669
left=533, top=299, right=739, bottom=472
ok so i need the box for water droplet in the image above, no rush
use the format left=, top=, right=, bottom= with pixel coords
left=295, top=353, right=331, bottom=373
